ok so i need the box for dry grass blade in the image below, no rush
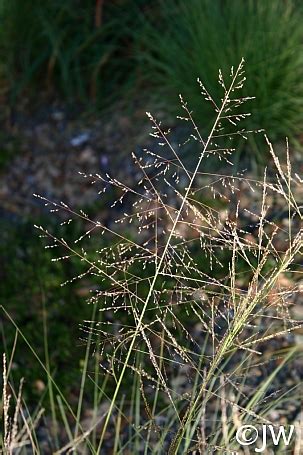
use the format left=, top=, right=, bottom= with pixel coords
left=1, top=353, right=43, bottom=454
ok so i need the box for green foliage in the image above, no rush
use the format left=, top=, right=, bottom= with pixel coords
left=0, top=0, right=144, bottom=107
left=137, top=0, right=303, bottom=154
left=0, top=218, right=95, bottom=400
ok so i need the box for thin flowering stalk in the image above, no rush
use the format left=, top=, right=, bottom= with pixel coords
left=98, top=58, right=252, bottom=446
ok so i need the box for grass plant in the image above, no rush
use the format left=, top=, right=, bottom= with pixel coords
left=137, top=0, right=303, bottom=156
left=14, top=59, right=302, bottom=452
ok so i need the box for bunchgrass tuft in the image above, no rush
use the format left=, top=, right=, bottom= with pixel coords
left=27, top=60, right=303, bottom=452
left=137, top=0, right=303, bottom=158
left=0, top=0, right=140, bottom=108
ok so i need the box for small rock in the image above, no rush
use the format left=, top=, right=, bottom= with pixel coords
left=51, top=111, right=64, bottom=122
left=79, top=146, right=97, bottom=164
left=70, top=132, right=90, bottom=147
left=34, top=379, right=46, bottom=393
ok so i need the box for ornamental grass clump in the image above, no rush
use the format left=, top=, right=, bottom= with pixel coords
left=33, top=60, right=303, bottom=453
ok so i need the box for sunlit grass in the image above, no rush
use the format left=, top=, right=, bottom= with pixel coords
left=24, top=60, right=303, bottom=452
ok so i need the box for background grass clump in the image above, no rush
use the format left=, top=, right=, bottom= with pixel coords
left=0, top=0, right=149, bottom=108
left=137, top=0, right=303, bottom=155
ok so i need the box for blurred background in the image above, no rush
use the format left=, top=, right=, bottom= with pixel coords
left=1, top=0, right=303, bottom=450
